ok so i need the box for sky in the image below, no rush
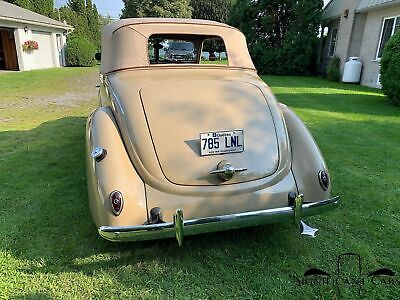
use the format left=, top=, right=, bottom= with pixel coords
left=54, top=0, right=124, bottom=19
left=55, top=0, right=331, bottom=20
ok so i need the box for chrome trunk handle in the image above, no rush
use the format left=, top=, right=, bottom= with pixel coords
left=209, top=160, right=247, bottom=181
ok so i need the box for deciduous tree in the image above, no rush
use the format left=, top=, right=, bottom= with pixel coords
left=121, top=0, right=192, bottom=18
left=229, top=0, right=323, bottom=75
left=191, top=0, right=231, bottom=23
left=5, top=0, right=54, bottom=17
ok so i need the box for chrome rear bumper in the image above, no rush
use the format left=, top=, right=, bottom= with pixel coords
left=98, top=196, right=340, bottom=244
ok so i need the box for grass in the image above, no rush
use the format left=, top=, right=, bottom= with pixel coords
left=200, top=59, right=228, bottom=65
left=0, top=69, right=399, bottom=299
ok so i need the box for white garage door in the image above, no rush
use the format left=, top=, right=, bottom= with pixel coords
left=32, top=31, right=54, bottom=68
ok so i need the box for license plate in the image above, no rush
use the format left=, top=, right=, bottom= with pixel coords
left=200, top=130, right=244, bottom=156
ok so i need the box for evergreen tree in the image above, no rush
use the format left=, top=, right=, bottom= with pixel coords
left=60, top=0, right=101, bottom=49
left=5, top=0, right=54, bottom=17
left=86, top=2, right=101, bottom=48
left=230, top=0, right=323, bottom=75
left=191, top=0, right=231, bottom=23
left=121, top=0, right=192, bottom=18
left=67, top=0, right=86, bottom=13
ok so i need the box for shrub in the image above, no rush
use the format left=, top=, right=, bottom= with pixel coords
left=327, top=56, right=341, bottom=82
left=229, top=0, right=323, bottom=75
left=65, top=35, right=96, bottom=67
left=380, top=31, right=400, bottom=106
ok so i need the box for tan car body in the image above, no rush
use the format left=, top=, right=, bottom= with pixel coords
left=86, top=18, right=339, bottom=244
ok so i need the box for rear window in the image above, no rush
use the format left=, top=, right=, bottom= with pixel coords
left=148, top=34, right=228, bottom=65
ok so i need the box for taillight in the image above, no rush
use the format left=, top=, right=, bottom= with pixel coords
left=318, top=170, right=329, bottom=191
left=110, top=191, right=123, bottom=216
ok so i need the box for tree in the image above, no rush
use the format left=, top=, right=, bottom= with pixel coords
left=59, top=0, right=101, bottom=49
left=229, top=0, right=323, bottom=75
left=65, top=34, right=97, bottom=67
left=67, top=0, right=85, bottom=13
left=381, top=31, right=400, bottom=106
left=121, top=0, right=192, bottom=18
left=5, top=0, right=54, bottom=17
left=191, top=0, right=231, bottom=23
left=86, top=1, right=101, bottom=48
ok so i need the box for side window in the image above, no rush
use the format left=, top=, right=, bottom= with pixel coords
left=200, top=37, right=228, bottom=65
left=329, top=28, right=338, bottom=57
left=376, top=16, right=399, bottom=59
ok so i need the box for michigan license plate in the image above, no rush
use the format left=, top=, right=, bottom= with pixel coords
left=200, top=130, right=244, bottom=156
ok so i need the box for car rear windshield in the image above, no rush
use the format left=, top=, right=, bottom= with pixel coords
left=148, top=34, right=228, bottom=65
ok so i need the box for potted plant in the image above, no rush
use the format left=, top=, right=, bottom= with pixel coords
left=22, top=40, right=39, bottom=51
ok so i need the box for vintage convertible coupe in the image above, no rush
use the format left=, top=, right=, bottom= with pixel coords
left=87, top=18, right=340, bottom=245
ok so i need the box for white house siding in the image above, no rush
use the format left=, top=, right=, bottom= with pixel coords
left=358, top=5, right=400, bottom=87
left=348, top=13, right=367, bottom=57
left=0, top=23, right=70, bottom=71
left=15, top=24, right=68, bottom=71
left=0, top=0, right=72, bottom=71
left=335, top=8, right=357, bottom=73
left=322, top=0, right=361, bottom=73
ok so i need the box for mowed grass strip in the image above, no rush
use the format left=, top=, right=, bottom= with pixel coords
left=0, top=69, right=399, bottom=299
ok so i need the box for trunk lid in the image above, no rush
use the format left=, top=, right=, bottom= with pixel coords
left=140, top=79, right=279, bottom=186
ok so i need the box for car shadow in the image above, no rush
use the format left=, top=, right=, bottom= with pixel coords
left=0, top=116, right=301, bottom=278
left=1, top=110, right=398, bottom=297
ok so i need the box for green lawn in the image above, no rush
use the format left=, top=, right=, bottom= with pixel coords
left=1, top=69, right=399, bottom=299
left=200, top=59, right=228, bottom=65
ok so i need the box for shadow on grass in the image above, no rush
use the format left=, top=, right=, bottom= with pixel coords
left=0, top=112, right=399, bottom=298
left=0, top=117, right=296, bottom=276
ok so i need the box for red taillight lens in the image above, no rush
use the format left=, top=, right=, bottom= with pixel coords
left=110, top=191, right=123, bottom=216
left=318, top=170, right=329, bottom=191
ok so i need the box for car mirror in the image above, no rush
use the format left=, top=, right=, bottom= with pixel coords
left=95, top=52, right=101, bottom=61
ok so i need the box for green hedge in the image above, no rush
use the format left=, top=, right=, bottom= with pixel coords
left=381, top=31, right=400, bottom=106
left=65, top=35, right=96, bottom=67
left=327, top=56, right=341, bottom=82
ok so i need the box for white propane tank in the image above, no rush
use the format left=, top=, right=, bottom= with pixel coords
left=342, top=57, right=362, bottom=83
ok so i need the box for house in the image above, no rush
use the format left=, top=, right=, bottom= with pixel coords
left=319, top=0, right=400, bottom=88
left=0, top=0, right=73, bottom=71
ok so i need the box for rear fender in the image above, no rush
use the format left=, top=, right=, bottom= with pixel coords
left=86, top=107, right=148, bottom=227
left=280, top=104, right=331, bottom=202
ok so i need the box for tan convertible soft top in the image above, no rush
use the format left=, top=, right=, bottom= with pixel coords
left=100, top=18, right=255, bottom=74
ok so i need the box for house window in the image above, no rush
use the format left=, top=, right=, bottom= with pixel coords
left=329, top=28, right=338, bottom=57
left=376, top=16, right=400, bottom=59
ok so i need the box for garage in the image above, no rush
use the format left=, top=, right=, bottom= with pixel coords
left=0, top=1, right=72, bottom=71
left=0, top=27, right=19, bottom=70
left=32, top=30, right=54, bottom=68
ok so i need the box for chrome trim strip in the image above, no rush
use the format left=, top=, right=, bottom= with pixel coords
left=98, top=196, right=340, bottom=242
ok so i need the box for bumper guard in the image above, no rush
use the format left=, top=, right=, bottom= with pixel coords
left=99, top=196, right=340, bottom=245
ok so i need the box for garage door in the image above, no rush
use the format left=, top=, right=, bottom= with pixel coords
left=32, top=31, right=54, bottom=68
